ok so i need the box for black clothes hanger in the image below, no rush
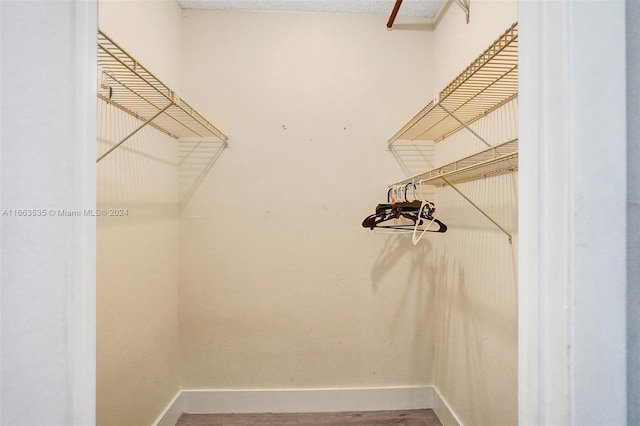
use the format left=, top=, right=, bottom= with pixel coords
left=361, top=199, right=447, bottom=233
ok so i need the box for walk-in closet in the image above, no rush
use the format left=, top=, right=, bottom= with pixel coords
left=96, top=2, right=518, bottom=424
left=0, top=1, right=634, bottom=425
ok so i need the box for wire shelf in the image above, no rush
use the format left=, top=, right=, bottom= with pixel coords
left=392, top=138, right=518, bottom=187
left=97, top=30, right=227, bottom=142
left=389, top=22, right=518, bottom=144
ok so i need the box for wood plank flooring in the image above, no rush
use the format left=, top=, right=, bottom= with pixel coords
left=176, top=409, right=442, bottom=425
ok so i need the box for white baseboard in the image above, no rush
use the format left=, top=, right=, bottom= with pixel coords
left=432, top=387, right=463, bottom=426
left=153, top=385, right=461, bottom=425
left=153, top=391, right=183, bottom=426
left=182, top=386, right=433, bottom=414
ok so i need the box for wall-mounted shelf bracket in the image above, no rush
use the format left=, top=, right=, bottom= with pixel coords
left=455, top=0, right=470, bottom=23
left=97, top=103, right=171, bottom=163
left=435, top=101, right=490, bottom=147
left=442, top=177, right=511, bottom=243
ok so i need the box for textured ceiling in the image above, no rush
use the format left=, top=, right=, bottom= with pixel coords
left=176, top=0, right=446, bottom=18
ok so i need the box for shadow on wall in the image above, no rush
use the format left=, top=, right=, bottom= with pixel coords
left=178, top=138, right=227, bottom=209
left=97, top=99, right=177, bottom=166
left=97, top=99, right=179, bottom=220
left=432, top=253, right=488, bottom=423
left=390, top=22, right=436, bottom=31
left=371, top=234, right=437, bottom=334
left=369, top=233, right=439, bottom=380
left=371, top=234, right=433, bottom=292
left=97, top=99, right=228, bottom=213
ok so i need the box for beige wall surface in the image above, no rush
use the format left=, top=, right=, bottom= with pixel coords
left=178, top=10, right=437, bottom=390
left=99, top=0, right=183, bottom=90
left=430, top=2, right=518, bottom=425
left=97, top=1, right=183, bottom=425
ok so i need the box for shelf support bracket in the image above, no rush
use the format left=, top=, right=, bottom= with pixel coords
left=442, top=176, right=512, bottom=243
left=455, top=0, right=470, bottom=23
left=436, top=103, right=490, bottom=147
left=97, top=103, right=172, bottom=163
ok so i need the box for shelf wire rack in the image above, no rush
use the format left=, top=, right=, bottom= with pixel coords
left=393, top=138, right=518, bottom=187
left=97, top=30, right=227, bottom=162
left=388, top=22, right=519, bottom=243
left=389, top=22, right=518, bottom=144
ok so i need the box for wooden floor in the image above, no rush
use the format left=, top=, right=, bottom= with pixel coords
left=176, top=409, right=442, bottom=425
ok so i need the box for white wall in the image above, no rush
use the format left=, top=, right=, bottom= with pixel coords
left=518, top=1, right=627, bottom=424
left=429, top=3, right=518, bottom=425
left=628, top=0, right=639, bottom=423
left=178, top=10, right=437, bottom=390
left=96, top=1, right=183, bottom=425
left=0, top=1, right=97, bottom=424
